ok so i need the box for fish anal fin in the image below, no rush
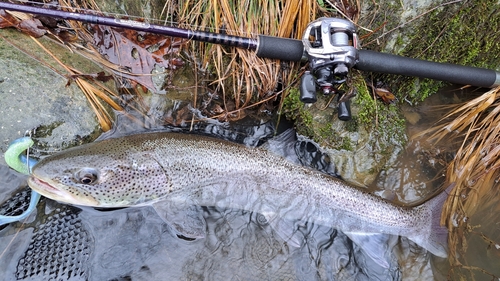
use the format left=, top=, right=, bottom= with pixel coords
left=345, top=232, right=398, bottom=269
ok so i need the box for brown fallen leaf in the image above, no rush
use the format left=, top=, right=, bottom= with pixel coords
left=17, top=18, right=46, bottom=37
left=0, top=10, right=46, bottom=37
left=0, top=10, right=19, bottom=28
left=52, top=29, right=79, bottom=43
left=90, top=24, right=185, bottom=93
left=367, top=82, right=396, bottom=104
left=68, top=71, right=114, bottom=83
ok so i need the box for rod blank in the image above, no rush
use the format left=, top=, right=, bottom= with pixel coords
left=0, top=2, right=258, bottom=49
left=3, top=2, right=500, bottom=86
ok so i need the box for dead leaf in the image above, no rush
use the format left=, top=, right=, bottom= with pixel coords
left=367, top=82, right=396, bottom=104
left=374, top=88, right=396, bottom=104
left=0, top=10, right=46, bottom=37
left=17, top=18, right=46, bottom=37
left=35, top=15, right=59, bottom=28
left=0, top=10, right=19, bottom=28
left=164, top=103, right=192, bottom=126
left=53, top=30, right=79, bottom=43
left=90, top=24, right=185, bottom=93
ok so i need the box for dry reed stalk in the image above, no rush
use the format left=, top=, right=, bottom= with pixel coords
left=56, top=0, right=155, bottom=129
left=173, top=0, right=318, bottom=120
left=417, top=86, right=500, bottom=278
left=33, top=34, right=124, bottom=130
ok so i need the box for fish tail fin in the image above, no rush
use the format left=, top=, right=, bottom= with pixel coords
left=410, top=185, right=453, bottom=258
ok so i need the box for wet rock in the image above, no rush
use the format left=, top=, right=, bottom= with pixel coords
left=289, top=0, right=500, bottom=187
left=284, top=85, right=406, bottom=186
left=0, top=29, right=100, bottom=157
left=358, top=0, right=500, bottom=102
left=324, top=128, right=404, bottom=186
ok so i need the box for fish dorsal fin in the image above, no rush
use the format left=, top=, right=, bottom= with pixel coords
left=261, top=129, right=302, bottom=165
left=152, top=202, right=206, bottom=239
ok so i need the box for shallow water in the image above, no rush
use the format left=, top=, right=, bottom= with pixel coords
left=1, top=88, right=498, bottom=280
left=0, top=130, right=435, bottom=280
left=0, top=196, right=403, bottom=281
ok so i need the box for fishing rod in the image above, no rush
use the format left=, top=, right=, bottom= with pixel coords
left=2, top=2, right=500, bottom=121
left=0, top=2, right=304, bottom=61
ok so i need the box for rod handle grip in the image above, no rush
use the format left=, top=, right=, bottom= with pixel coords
left=256, top=35, right=304, bottom=61
left=356, top=50, right=500, bottom=88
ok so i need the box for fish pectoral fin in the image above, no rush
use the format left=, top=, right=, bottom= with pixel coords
left=264, top=212, right=305, bottom=248
left=344, top=232, right=398, bottom=269
left=152, top=202, right=206, bottom=239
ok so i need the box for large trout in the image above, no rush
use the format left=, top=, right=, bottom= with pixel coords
left=27, top=131, right=449, bottom=259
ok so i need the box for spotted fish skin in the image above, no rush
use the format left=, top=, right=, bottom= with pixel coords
left=27, top=132, right=449, bottom=258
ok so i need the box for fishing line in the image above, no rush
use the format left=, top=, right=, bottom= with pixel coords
left=25, top=141, right=30, bottom=172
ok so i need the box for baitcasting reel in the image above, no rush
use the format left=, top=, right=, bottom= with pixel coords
left=300, top=18, right=359, bottom=121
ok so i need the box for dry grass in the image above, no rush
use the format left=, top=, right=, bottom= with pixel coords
left=159, top=1, right=364, bottom=125
left=19, top=0, right=362, bottom=126
left=2, top=5, right=126, bottom=131
left=171, top=0, right=316, bottom=120
left=417, top=86, right=500, bottom=280
left=161, top=0, right=363, bottom=121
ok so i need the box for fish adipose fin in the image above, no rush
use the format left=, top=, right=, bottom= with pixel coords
left=409, top=186, right=452, bottom=258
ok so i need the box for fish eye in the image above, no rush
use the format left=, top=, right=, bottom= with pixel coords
left=75, top=168, right=99, bottom=185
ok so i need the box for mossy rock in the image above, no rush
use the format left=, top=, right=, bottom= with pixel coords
left=282, top=75, right=407, bottom=185
left=358, top=0, right=500, bottom=103
left=0, top=29, right=101, bottom=155
left=283, top=0, right=500, bottom=184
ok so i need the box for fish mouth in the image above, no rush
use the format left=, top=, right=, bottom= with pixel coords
left=27, top=176, right=99, bottom=206
left=28, top=177, right=60, bottom=194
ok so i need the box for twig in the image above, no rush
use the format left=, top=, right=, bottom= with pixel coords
left=325, top=0, right=373, bottom=32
